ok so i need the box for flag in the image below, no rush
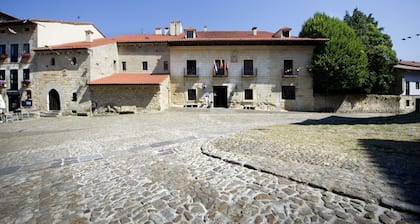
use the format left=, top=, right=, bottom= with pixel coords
left=7, top=27, right=17, bottom=34
left=213, top=61, right=218, bottom=72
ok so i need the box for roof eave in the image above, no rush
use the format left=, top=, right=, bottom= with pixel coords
left=168, top=39, right=328, bottom=46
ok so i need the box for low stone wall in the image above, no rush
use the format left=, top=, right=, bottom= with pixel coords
left=314, top=94, right=401, bottom=113
left=90, top=85, right=163, bottom=112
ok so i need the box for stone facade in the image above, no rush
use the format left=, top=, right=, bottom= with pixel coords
left=170, top=45, right=315, bottom=111
left=90, top=79, right=169, bottom=112
left=0, top=12, right=104, bottom=113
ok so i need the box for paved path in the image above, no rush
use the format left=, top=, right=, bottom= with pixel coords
left=0, top=109, right=417, bottom=223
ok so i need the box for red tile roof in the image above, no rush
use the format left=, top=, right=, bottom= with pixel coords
left=399, top=61, right=420, bottom=68
left=395, top=61, right=420, bottom=71
left=88, top=73, right=169, bottom=85
left=34, top=29, right=328, bottom=51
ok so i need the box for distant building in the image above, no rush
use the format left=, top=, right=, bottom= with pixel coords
left=0, top=11, right=104, bottom=112
left=394, top=61, right=420, bottom=112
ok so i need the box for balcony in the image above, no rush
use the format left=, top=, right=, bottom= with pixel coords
left=283, top=68, right=299, bottom=78
left=184, top=67, right=199, bottom=77
left=213, top=69, right=228, bottom=77
left=242, top=68, right=258, bottom=77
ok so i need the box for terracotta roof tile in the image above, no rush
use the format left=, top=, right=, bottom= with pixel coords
left=399, top=61, right=420, bottom=68
left=88, top=73, right=169, bottom=85
left=34, top=28, right=328, bottom=51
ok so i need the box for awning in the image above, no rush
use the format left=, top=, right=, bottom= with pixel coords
left=88, top=73, right=169, bottom=85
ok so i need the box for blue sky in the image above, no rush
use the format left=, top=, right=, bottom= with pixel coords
left=2, top=0, right=419, bottom=60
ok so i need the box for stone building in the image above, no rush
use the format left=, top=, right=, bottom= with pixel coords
left=169, top=27, right=326, bottom=111
left=31, top=21, right=326, bottom=114
left=394, top=61, right=420, bottom=112
left=0, top=11, right=104, bottom=113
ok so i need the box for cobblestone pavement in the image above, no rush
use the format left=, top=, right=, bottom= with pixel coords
left=0, top=109, right=418, bottom=223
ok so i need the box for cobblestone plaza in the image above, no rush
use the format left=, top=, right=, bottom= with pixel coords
left=0, top=109, right=418, bottom=223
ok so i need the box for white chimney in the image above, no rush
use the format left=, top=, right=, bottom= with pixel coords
left=175, top=20, right=183, bottom=35
left=85, top=30, right=94, bottom=42
left=164, top=27, right=169, bottom=35
left=252, top=27, right=257, bottom=36
left=170, top=21, right=175, bottom=36
left=155, top=27, right=162, bottom=35
left=204, top=26, right=208, bottom=32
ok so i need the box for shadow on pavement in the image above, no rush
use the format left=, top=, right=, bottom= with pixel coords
left=358, top=139, right=420, bottom=207
left=295, top=112, right=420, bottom=125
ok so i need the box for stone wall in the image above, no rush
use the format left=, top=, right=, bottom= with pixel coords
left=89, top=84, right=165, bottom=112
left=314, top=94, right=401, bottom=113
left=118, top=43, right=170, bottom=74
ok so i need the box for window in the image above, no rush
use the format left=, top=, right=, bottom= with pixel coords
left=284, top=60, right=293, bottom=75
left=406, top=81, right=410, bottom=95
left=72, top=92, right=77, bottom=102
left=406, top=100, right=410, bottom=107
left=10, top=44, right=18, bottom=62
left=24, top=27, right=30, bottom=32
left=186, top=31, right=194, bottom=38
left=0, top=70, right=5, bottom=80
left=416, top=82, right=420, bottom=89
left=26, top=90, right=32, bottom=99
left=163, top=61, right=169, bottom=71
left=186, top=60, right=197, bottom=75
left=122, top=61, right=127, bottom=71
left=23, top=43, right=30, bottom=53
left=142, top=61, right=148, bottom=71
left=244, top=89, right=253, bottom=100
left=10, top=69, right=18, bottom=90
left=51, top=57, right=55, bottom=66
left=0, top=44, right=6, bottom=55
left=187, top=89, right=197, bottom=101
left=23, top=69, right=30, bottom=80
left=282, top=86, right=295, bottom=99
left=214, top=59, right=225, bottom=76
left=71, top=57, right=77, bottom=65
left=244, top=60, right=254, bottom=76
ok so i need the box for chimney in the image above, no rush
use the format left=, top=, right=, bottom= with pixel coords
left=252, top=27, right=257, bottom=36
left=164, top=27, right=169, bottom=35
left=170, top=21, right=176, bottom=36
left=203, top=26, right=208, bottom=32
left=85, top=30, right=94, bottom=42
left=155, top=27, right=162, bottom=35
left=175, top=20, right=183, bottom=35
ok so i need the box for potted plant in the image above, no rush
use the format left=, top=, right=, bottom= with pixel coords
left=0, top=80, right=6, bottom=88
left=21, top=52, right=31, bottom=58
left=21, top=80, right=31, bottom=87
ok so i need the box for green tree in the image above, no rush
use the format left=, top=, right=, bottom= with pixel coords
left=300, top=13, right=370, bottom=93
left=344, top=9, right=398, bottom=94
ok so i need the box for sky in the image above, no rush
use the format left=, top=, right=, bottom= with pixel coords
left=2, top=0, right=419, bottom=61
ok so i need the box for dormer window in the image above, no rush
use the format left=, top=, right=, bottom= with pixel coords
left=185, top=28, right=196, bottom=39
left=273, top=27, right=292, bottom=38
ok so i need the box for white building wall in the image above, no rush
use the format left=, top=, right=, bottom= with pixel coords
left=36, top=21, right=104, bottom=47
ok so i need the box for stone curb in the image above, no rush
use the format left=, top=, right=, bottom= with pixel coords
left=201, top=141, right=420, bottom=216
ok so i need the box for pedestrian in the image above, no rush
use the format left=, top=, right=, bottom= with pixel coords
left=91, top=100, right=97, bottom=115
left=0, top=94, right=6, bottom=123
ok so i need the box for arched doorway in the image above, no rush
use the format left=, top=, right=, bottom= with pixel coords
left=49, top=89, right=61, bottom=111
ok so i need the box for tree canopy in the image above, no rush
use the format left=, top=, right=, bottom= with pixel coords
left=344, top=8, right=398, bottom=94
left=299, top=13, right=370, bottom=93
